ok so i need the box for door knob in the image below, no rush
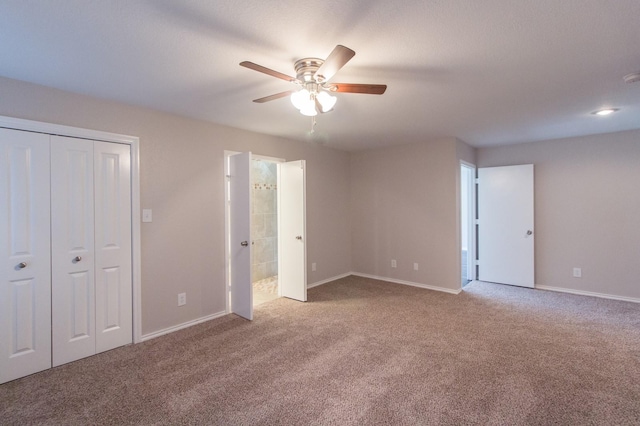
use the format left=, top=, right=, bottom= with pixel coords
left=74, top=256, right=82, bottom=262
left=241, top=241, right=249, bottom=247
left=526, top=230, right=533, bottom=236
left=18, top=262, right=27, bottom=269
left=296, top=236, right=302, bottom=240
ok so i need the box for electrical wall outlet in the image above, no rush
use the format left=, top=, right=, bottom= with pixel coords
left=573, top=268, right=582, bottom=278
left=391, top=259, right=397, bottom=268
left=178, top=292, right=186, bottom=306
left=312, top=262, right=317, bottom=272
left=414, top=263, right=419, bottom=271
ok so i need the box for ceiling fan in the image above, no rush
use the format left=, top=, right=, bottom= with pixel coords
left=240, top=45, right=387, bottom=118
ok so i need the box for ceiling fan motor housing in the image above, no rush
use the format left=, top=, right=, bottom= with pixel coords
left=294, top=58, right=325, bottom=82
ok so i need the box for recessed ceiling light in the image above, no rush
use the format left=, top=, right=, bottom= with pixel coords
left=592, top=108, right=619, bottom=116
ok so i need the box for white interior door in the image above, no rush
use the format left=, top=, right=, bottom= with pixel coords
left=278, top=160, right=307, bottom=302
left=51, top=136, right=96, bottom=366
left=94, top=141, right=132, bottom=353
left=229, top=152, right=253, bottom=320
left=478, top=164, right=534, bottom=287
left=0, top=128, right=52, bottom=384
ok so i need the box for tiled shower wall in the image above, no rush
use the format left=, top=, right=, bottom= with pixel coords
left=251, top=160, right=278, bottom=282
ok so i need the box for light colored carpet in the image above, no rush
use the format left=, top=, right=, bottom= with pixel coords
left=1, top=276, right=640, bottom=425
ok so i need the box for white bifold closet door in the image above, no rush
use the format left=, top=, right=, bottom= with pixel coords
left=1, top=129, right=132, bottom=382
left=51, top=136, right=132, bottom=367
left=93, top=140, right=132, bottom=354
left=51, top=136, right=96, bottom=366
left=0, top=129, right=52, bottom=384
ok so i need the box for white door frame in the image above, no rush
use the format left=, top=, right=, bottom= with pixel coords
left=0, top=115, right=143, bottom=343
left=460, top=161, right=477, bottom=283
left=224, top=151, right=284, bottom=314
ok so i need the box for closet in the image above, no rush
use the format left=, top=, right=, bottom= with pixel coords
left=1, top=127, right=133, bottom=384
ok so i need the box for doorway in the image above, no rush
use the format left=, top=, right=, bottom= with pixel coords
left=251, top=158, right=279, bottom=306
left=225, top=151, right=307, bottom=320
left=460, top=162, right=476, bottom=286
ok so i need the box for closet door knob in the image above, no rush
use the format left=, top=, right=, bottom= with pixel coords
left=240, top=241, right=249, bottom=247
left=18, top=262, right=27, bottom=269
left=74, top=256, right=82, bottom=262
left=296, top=236, right=302, bottom=240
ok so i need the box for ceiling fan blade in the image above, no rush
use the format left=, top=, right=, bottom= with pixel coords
left=253, top=91, right=295, bottom=103
left=240, top=61, right=297, bottom=83
left=328, top=83, right=387, bottom=95
left=314, top=45, right=356, bottom=82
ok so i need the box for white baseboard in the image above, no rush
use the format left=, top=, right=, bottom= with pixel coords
left=140, top=310, right=227, bottom=342
left=536, top=285, right=640, bottom=304
left=351, top=272, right=462, bottom=295
left=308, top=272, right=352, bottom=289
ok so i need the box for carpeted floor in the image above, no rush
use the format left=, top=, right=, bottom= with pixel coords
left=1, top=276, right=640, bottom=425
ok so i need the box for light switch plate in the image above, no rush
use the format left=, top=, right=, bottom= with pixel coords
left=142, top=209, right=152, bottom=223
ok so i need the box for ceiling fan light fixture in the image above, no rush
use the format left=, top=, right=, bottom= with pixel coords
left=316, top=91, right=337, bottom=112
left=300, top=103, right=318, bottom=117
left=290, top=89, right=310, bottom=110
left=242, top=45, right=386, bottom=124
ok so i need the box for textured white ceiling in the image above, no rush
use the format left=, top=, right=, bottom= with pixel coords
left=0, top=0, right=638, bottom=151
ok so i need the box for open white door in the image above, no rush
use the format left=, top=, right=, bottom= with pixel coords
left=278, top=160, right=307, bottom=302
left=478, top=164, right=534, bottom=288
left=229, top=152, right=253, bottom=320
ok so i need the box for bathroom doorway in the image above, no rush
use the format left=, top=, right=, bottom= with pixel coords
left=251, top=158, right=279, bottom=306
left=226, top=151, right=307, bottom=320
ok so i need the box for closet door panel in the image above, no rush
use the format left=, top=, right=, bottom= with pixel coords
left=51, top=136, right=96, bottom=367
left=94, top=141, right=132, bottom=353
left=0, top=128, right=51, bottom=384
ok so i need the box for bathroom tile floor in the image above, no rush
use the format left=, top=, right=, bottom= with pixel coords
left=253, top=275, right=279, bottom=306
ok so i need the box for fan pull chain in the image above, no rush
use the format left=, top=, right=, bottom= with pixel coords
left=310, top=116, right=317, bottom=134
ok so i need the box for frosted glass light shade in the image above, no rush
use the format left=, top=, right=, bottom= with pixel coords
left=316, top=91, right=337, bottom=112
left=291, top=87, right=335, bottom=116
left=300, top=103, right=317, bottom=116
left=291, top=89, right=310, bottom=110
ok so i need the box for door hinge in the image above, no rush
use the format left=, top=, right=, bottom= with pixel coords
left=475, top=178, right=479, bottom=184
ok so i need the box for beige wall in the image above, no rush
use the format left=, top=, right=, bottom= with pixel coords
left=0, top=76, right=352, bottom=335
left=350, top=138, right=461, bottom=291
left=477, top=130, right=640, bottom=299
